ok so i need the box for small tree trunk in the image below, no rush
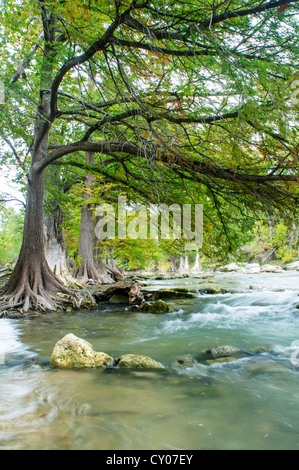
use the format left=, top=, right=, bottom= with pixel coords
left=74, top=153, right=114, bottom=284
left=191, top=251, right=202, bottom=274
left=177, top=255, right=185, bottom=274
left=43, top=205, right=83, bottom=288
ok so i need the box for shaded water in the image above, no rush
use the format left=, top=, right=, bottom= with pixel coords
left=0, top=272, right=298, bottom=450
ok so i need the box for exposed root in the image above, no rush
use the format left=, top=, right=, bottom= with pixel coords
left=0, top=258, right=97, bottom=315
left=73, top=260, right=114, bottom=285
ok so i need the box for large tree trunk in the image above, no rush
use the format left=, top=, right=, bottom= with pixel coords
left=0, top=170, right=72, bottom=312
left=0, top=10, right=87, bottom=313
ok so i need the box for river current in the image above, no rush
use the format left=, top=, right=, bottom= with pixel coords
left=0, top=271, right=298, bottom=450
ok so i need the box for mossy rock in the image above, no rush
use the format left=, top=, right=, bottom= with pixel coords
left=252, top=347, right=267, bottom=354
left=50, top=333, right=114, bottom=369
left=116, top=354, right=164, bottom=369
left=80, top=299, right=97, bottom=309
left=147, top=288, right=197, bottom=301
left=200, top=287, right=222, bottom=294
left=205, top=345, right=238, bottom=358
left=140, top=299, right=173, bottom=313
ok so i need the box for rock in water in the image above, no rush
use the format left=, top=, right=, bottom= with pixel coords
left=139, top=299, right=173, bottom=313
left=146, top=288, right=197, bottom=301
left=116, top=354, right=164, bottom=369
left=50, top=333, right=114, bottom=368
left=94, top=281, right=144, bottom=305
left=205, top=345, right=238, bottom=358
left=171, top=355, right=197, bottom=369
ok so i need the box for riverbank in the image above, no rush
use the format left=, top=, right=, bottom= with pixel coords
left=1, top=260, right=298, bottom=319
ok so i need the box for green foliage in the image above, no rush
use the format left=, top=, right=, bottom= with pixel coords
left=246, top=217, right=299, bottom=264
left=1, top=0, right=299, bottom=271
left=0, top=206, right=24, bottom=263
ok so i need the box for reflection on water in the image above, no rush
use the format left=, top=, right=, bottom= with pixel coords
left=0, top=272, right=299, bottom=450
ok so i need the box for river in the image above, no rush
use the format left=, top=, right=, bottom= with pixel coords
left=0, top=271, right=298, bottom=450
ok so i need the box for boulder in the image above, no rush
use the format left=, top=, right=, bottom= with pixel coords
left=139, top=300, right=173, bottom=313
left=199, top=286, right=222, bottom=294
left=244, top=263, right=261, bottom=274
left=216, top=263, right=242, bottom=272
left=205, top=345, right=238, bottom=358
left=94, top=281, right=145, bottom=306
left=260, top=264, right=284, bottom=273
left=285, top=261, right=299, bottom=271
left=50, top=333, right=114, bottom=368
left=80, top=299, right=97, bottom=309
left=145, top=288, right=197, bottom=301
left=116, top=354, right=164, bottom=369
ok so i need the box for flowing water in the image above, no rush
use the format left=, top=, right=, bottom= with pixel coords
left=0, top=271, right=298, bottom=450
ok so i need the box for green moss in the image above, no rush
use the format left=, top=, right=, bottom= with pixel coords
left=140, top=299, right=173, bottom=313
left=117, top=354, right=164, bottom=369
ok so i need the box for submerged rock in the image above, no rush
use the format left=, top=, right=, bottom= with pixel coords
left=245, top=361, right=288, bottom=374
left=139, top=299, right=173, bottom=313
left=244, top=263, right=261, bottom=274
left=116, top=354, right=164, bottom=369
left=203, top=357, right=238, bottom=365
left=249, top=284, right=262, bottom=290
left=50, top=333, right=114, bottom=369
left=171, top=355, right=197, bottom=369
left=205, top=345, right=238, bottom=358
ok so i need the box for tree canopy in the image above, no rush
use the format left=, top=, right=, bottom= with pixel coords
left=0, top=0, right=298, bottom=311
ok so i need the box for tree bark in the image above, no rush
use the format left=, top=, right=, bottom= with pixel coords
left=43, top=204, right=84, bottom=288
left=0, top=169, right=71, bottom=312
left=0, top=10, right=77, bottom=312
left=74, top=152, right=114, bottom=284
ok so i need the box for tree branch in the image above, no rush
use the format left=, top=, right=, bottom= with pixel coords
left=199, top=0, right=299, bottom=27
left=34, top=139, right=298, bottom=186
